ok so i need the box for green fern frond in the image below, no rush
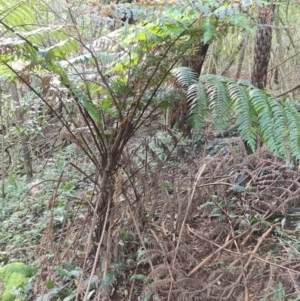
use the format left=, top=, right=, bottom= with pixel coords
left=84, top=82, right=101, bottom=97
left=16, top=26, right=67, bottom=47
left=0, top=0, right=35, bottom=26
left=187, top=82, right=209, bottom=130
left=110, top=77, right=133, bottom=98
left=226, top=14, right=253, bottom=32
left=180, top=69, right=300, bottom=161
left=268, top=96, right=290, bottom=159
left=200, top=74, right=230, bottom=84
left=202, top=17, right=216, bottom=44
left=249, top=87, right=266, bottom=114
left=228, top=82, right=258, bottom=151
left=42, top=39, right=78, bottom=61
left=172, top=67, right=199, bottom=87
left=250, top=89, right=278, bottom=154
left=0, top=60, right=29, bottom=79
left=285, top=102, right=300, bottom=160
left=133, top=26, right=162, bottom=42
left=204, top=77, right=232, bottom=132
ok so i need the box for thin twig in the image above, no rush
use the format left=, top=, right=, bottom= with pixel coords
left=172, top=164, right=207, bottom=272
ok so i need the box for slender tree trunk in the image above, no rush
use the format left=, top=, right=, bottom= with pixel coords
left=251, top=1, right=274, bottom=89
left=235, top=34, right=249, bottom=80
left=10, top=82, right=33, bottom=180
left=221, top=35, right=247, bottom=77
left=0, top=86, right=5, bottom=212
left=273, top=4, right=287, bottom=92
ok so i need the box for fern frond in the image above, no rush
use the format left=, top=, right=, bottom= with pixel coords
left=250, top=88, right=278, bottom=153
left=84, top=82, right=101, bottom=98
left=228, top=82, right=258, bottom=151
left=172, top=67, right=199, bottom=87
left=204, top=77, right=232, bottom=132
left=133, top=27, right=153, bottom=42
left=269, top=96, right=290, bottom=160
left=285, top=102, right=300, bottom=160
left=62, top=52, right=116, bottom=69
left=200, top=74, right=230, bottom=84
left=15, top=26, right=67, bottom=46
left=226, top=13, right=253, bottom=32
left=0, top=0, right=35, bottom=26
left=43, top=39, right=78, bottom=61
left=51, top=62, right=102, bottom=123
left=187, top=82, right=209, bottom=130
left=202, top=17, right=216, bottom=44
left=180, top=69, right=300, bottom=161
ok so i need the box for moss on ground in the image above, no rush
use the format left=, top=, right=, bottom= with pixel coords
left=0, top=262, right=34, bottom=301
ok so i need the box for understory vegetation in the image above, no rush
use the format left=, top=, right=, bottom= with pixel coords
left=1, top=0, right=300, bottom=300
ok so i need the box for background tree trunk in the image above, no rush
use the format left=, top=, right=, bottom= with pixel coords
left=251, top=1, right=275, bottom=89
left=235, top=34, right=249, bottom=80
left=10, top=82, right=33, bottom=180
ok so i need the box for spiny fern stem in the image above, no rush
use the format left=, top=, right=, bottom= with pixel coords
left=52, top=64, right=109, bottom=162
left=70, top=37, right=123, bottom=120
left=132, top=58, right=179, bottom=135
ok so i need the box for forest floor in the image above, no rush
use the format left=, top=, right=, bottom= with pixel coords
left=2, top=120, right=300, bottom=301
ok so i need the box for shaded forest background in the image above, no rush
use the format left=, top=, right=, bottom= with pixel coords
left=2, top=0, right=300, bottom=300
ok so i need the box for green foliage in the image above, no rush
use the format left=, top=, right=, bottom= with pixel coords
left=100, top=259, right=127, bottom=289
left=131, top=274, right=146, bottom=281
left=0, top=0, right=35, bottom=27
left=143, top=292, right=154, bottom=301
left=54, top=266, right=80, bottom=280
left=202, top=17, right=217, bottom=44
left=2, top=173, right=28, bottom=205
left=0, top=262, right=34, bottom=301
left=174, top=67, right=300, bottom=161
left=270, top=281, right=285, bottom=301
left=100, top=271, right=118, bottom=289
left=0, top=1, right=286, bottom=300
left=0, top=0, right=263, bottom=174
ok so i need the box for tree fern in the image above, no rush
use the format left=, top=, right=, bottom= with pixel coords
left=174, top=67, right=300, bottom=161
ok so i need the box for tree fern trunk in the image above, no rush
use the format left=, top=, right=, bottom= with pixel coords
left=182, top=42, right=209, bottom=76
left=96, top=168, right=115, bottom=241
left=251, top=1, right=274, bottom=89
